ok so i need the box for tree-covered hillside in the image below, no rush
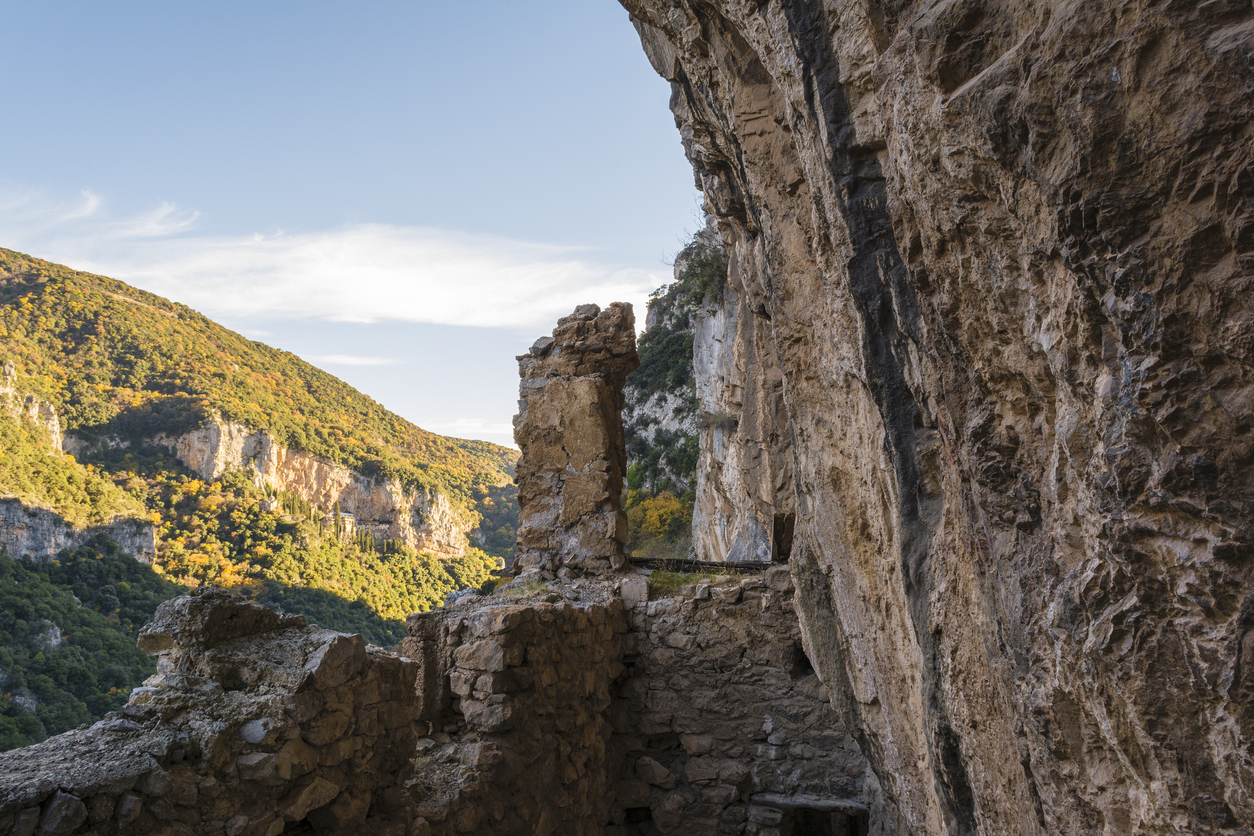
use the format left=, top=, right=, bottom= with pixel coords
left=0, top=248, right=516, bottom=507
left=0, top=537, right=177, bottom=751
left=0, top=409, right=143, bottom=526
left=0, top=247, right=519, bottom=752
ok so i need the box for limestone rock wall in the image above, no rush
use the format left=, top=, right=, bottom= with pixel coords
left=513, top=303, right=641, bottom=577
left=689, top=264, right=795, bottom=565
left=621, top=1, right=1254, bottom=833
left=66, top=420, right=469, bottom=557
left=0, top=498, right=157, bottom=564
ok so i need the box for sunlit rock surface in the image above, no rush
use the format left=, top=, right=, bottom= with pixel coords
left=513, top=303, right=640, bottom=578
left=620, top=0, right=1254, bottom=832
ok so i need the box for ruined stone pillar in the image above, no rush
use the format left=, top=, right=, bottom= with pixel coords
left=513, top=303, right=639, bottom=577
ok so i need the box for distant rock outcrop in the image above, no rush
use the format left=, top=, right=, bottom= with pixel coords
left=65, top=419, right=471, bottom=558
left=0, top=498, right=157, bottom=564
left=2, top=362, right=61, bottom=450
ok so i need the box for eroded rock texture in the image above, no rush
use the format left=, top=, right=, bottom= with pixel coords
left=620, top=1, right=1254, bottom=833
left=514, top=303, right=641, bottom=577
left=0, top=574, right=865, bottom=836
left=0, top=589, right=424, bottom=836
left=683, top=222, right=798, bottom=564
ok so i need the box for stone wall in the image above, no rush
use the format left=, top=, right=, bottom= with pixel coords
left=0, top=572, right=871, bottom=836
left=608, top=567, right=872, bottom=835
left=0, top=589, right=425, bottom=836
left=513, top=303, right=641, bottom=578
left=400, top=586, right=629, bottom=834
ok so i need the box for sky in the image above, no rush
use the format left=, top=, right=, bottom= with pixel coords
left=0, top=1, right=701, bottom=447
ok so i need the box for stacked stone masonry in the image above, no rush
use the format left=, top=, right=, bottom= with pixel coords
left=513, top=303, right=641, bottom=578
left=0, top=571, right=870, bottom=836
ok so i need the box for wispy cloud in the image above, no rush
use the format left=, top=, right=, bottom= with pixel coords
left=308, top=354, right=404, bottom=367
left=0, top=187, right=664, bottom=330
left=419, top=417, right=518, bottom=446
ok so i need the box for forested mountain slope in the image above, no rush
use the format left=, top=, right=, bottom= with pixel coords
left=0, top=248, right=518, bottom=751
left=0, top=248, right=515, bottom=505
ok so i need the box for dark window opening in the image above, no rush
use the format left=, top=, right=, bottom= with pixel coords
left=624, top=807, right=662, bottom=836
left=773, top=513, right=796, bottom=562
left=789, top=638, right=815, bottom=680
left=780, top=808, right=869, bottom=836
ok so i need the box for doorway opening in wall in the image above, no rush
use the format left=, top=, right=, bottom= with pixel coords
left=779, top=806, right=868, bottom=835
left=789, top=638, right=815, bottom=680
left=772, top=513, right=796, bottom=562
left=623, top=806, right=661, bottom=835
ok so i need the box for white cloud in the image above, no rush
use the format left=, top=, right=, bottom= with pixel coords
left=419, top=417, right=518, bottom=447
left=0, top=187, right=664, bottom=331
left=308, top=354, right=404, bottom=367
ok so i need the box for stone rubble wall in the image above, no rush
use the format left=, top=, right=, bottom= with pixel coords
left=0, top=589, right=426, bottom=836
left=400, top=589, right=629, bottom=834
left=608, top=566, right=874, bottom=836
left=513, top=303, right=641, bottom=578
left=0, top=573, right=870, bottom=836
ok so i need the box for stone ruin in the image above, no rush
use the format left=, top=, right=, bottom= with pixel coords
left=513, top=303, right=640, bottom=579
left=0, top=574, right=867, bottom=836
left=0, top=303, right=872, bottom=835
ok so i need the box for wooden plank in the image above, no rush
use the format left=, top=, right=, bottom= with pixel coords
left=627, top=557, right=777, bottom=573
left=749, top=793, right=869, bottom=814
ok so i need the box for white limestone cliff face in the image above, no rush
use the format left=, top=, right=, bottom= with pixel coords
left=0, top=499, right=157, bottom=564
left=691, top=282, right=795, bottom=564
left=649, top=221, right=794, bottom=564
left=2, top=362, right=61, bottom=450
left=119, top=420, right=469, bottom=557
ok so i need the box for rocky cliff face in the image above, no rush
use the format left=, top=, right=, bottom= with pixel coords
left=683, top=222, right=796, bottom=564
left=65, top=420, right=470, bottom=558
left=0, top=499, right=157, bottom=564
left=622, top=1, right=1254, bottom=833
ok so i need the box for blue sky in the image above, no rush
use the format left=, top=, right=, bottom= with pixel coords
left=0, top=1, right=699, bottom=446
